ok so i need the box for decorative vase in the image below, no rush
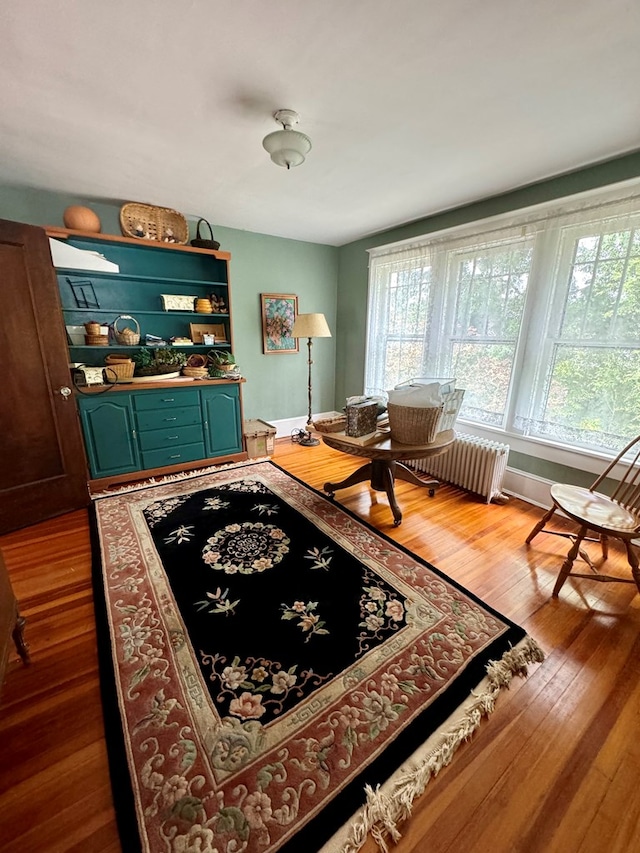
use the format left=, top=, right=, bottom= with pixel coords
left=63, top=205, right=102, bottom=233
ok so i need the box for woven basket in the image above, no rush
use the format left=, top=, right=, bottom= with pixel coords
left=85, top=334, right=109, bottom=346
left=182, top=366, right=209, bottom=379
left=113, top=314, right=141, bottom=345
left=120, top=203, right=189, bottom=244
left=104, top=360, right=135, bottom=382
left=388, top=403, right=443, bottom=445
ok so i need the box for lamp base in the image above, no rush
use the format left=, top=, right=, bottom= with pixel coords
left=298, top=432, right=319, bottom=447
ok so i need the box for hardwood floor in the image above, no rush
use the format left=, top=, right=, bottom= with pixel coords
left=1, top=439, right=639, bottom=852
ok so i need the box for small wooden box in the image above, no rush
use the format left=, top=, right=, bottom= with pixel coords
left=345, top=401, right=378, bottom=437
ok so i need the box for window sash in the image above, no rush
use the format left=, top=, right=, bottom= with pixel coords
left=365, top=190, right=640, bottom=455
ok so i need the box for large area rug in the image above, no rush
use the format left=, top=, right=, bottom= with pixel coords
left=91, top=459, right=543, bottom=853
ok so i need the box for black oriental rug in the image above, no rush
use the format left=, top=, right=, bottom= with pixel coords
left=91, top=460, right=543, bottom=853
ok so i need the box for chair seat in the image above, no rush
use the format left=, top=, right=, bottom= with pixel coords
left=551, top=484, right=639, bottom=533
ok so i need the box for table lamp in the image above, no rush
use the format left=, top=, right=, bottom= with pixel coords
left=291, top=312, right=332, bottom=447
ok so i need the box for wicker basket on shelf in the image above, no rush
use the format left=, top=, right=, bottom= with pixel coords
left=113, top=314, right=141, bottom=346
left=104, top=359, right=135, bottom=382
left=387, top=404, right=443, bottom=445
left=120, top=203, right=189, bottom=244
left=182, top=366, right=209, bottom=379
left=182, top=353, right=209, bottom=379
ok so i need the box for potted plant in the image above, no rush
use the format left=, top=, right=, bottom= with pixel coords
left=208, top=350, right=240, bottom=378
left=132, top=347, right=188, bottom=377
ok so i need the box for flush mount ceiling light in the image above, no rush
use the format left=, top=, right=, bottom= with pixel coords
left=262, top=109, right=312, bottom=169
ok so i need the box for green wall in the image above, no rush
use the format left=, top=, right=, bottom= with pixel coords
left=0, top=187, right=339, bottom=424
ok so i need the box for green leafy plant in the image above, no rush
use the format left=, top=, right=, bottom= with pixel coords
left=207, top=349, right=239, bottom=378
left=133, top=347, right=188, bottom=376
left=208, top=350, right=236, bottom=366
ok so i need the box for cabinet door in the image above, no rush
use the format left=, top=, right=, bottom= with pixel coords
left=78, top=397, right=140, bottom=478
left=200, top=386, right=242, bottom=457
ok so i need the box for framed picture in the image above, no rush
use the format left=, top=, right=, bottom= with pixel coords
left=261, top=293, right=299, bottom=354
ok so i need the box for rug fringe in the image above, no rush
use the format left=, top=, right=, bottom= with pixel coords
left=91, top=456, right=273, bottom=498
left=341, top=636, right=544, bottom=853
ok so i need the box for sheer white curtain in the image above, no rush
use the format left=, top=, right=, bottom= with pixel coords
left=513, top=195, right=640, bottom=451
left=364, top=184, right=640, bottom=454
left=365, top=243, right=434, bottom=397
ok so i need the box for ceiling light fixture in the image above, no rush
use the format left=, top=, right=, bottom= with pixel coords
left=262, top=109, right=312, bottom=169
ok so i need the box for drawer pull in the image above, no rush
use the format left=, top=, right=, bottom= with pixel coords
left=164, top=417, right=177, bottom=422
left=167, top=435, right=179, bottom=440
left=170, top=454, right=181, bottom=459
left=162, top=398, right=175, bottom=402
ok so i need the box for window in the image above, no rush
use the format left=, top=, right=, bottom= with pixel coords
left=365, top=190, right=640, bottom=454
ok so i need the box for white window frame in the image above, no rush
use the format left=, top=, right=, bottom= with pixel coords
left=365, top=180, right=640, bottom=472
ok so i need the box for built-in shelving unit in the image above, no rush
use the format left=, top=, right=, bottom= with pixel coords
left=47, top=227, right=246, bottom=485
left=48, top=227, right=233, bottom=362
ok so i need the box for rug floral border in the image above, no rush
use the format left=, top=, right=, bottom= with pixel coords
left=91, top=461, right=532, bottom=853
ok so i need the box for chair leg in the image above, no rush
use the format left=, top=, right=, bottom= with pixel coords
left=623, top=540, right=640, bottom=595
left=553, top=524, right=589, bottom=597
left=526, top=505, right=556, bottom=544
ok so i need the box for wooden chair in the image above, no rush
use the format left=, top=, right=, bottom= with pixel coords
left=526, top=434, right=640, bottom=597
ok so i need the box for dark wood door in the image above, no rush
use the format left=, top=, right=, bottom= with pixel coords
left=0, top=219, right=89, bottom=533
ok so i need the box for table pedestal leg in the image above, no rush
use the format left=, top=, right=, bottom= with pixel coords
left=371, top=460, right=403, bottom=526
left=325, top=459, right=437, bottom=526
left=394, top=462, right=439, bottom=497
left=324, top=462, right=373, bottom=498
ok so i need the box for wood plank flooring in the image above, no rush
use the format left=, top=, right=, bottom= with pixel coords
left=1, top=439, right=639, bottom=852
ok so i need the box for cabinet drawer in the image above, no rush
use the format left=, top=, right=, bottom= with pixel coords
left=136, top=406, right=202, bottom=432
left=141, top=442, right=206, bottom=470
left=134, top=390, right=200, bottom=411
left=138, top=424, right=204, bottom=451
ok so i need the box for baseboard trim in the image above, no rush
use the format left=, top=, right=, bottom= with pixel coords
left=269, top=412, right=339, bottom=440
left=503, top=467, right=552, bottom=508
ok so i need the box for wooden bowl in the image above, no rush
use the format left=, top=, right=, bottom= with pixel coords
left=63, top=205, right=101, bottom=233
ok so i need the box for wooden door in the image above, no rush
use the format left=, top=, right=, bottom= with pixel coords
left=0, top=219, right=89, bottom=533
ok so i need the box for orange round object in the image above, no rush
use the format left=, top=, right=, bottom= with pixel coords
left=63, top=205, right=101, bottom=232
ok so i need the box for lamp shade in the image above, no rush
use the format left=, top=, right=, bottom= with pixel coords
left=262, top=129, right=312, bottom=169
left=291, top=313, right=331, bottom=338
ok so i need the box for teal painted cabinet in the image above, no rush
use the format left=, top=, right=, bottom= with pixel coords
left=77, top=384, right=244, bottom=479
left=77, top=395, right=140, bottom=478
left=201, top=385, right=242, bottom=456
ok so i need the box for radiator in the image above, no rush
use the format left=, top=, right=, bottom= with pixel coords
left=409, top=433, right=510, bottom=503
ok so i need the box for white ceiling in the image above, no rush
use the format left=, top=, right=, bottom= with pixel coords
left=1, top=1, right=639, bottom=246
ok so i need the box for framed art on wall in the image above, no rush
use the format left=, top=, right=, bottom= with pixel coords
left=261, top=293, right=299, bottom=354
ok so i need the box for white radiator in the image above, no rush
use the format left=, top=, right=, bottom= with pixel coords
left=409, top=433, right=510, bottom=504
